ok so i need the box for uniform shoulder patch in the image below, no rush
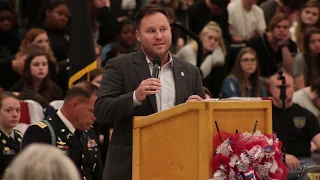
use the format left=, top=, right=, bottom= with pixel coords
left=13, top=129, right=23, bottom=137
left=31, top=122, right=48, bottom=129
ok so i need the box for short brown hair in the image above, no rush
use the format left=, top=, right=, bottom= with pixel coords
left=268, top=13, right=289, bottom=32
left=135, top=4, right=170, bottom=30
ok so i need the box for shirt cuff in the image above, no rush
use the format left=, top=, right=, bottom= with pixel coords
left=133, top=91, right=142, bottom=107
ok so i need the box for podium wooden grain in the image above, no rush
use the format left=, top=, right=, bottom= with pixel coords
left=132, top=100, right=272, bottom=180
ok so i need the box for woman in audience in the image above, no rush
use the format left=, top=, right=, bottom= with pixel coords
left=3, top=143, right=80, bottom=180
left=291, top=0, right=320, bottom=52
left=293, top=27, right=320, bottom=89
left=10, top=46, right=63, bottom=104
left=175, top=21, right=227, bottom=79
left=15, top=28, right=57, bottom=80
left=0, top=92, right=22, bottom=178
left=221, top=47, right=266, bottom=98
left=34, top=0, right=69, bottom=63
left=102, top=19, right=138, bottom=64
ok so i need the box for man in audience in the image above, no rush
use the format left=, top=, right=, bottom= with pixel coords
left=293, top=78, right=320, bottom=120
left=247, top=13, right=297, bottom=79
left=188, top=0, right=231, bottom=44
left=22, top=82, right=103, bottom=180
left=228, top=0, right=266, bottom=44
left=95, top=4, right=205, bottom=180
left=269, top=72, right=320, bottom=180
left=261, top=0, right=302, bottom=25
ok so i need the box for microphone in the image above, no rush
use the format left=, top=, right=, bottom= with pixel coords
left=152, top=56, right=161, bottom=79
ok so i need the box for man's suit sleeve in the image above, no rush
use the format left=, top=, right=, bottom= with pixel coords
left=95, top=59, right=135, bottom=124
left=21, top=124, right=51, bottom=149
left=194, top=67, right=206, bottom=99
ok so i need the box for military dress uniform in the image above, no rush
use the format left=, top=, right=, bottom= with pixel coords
left=0, top=129, right=22, bottom=178
left=21, top=113, right=103, bottom=180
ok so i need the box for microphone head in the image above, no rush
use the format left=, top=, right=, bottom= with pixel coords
left=153, top=56, right=161, bottom=66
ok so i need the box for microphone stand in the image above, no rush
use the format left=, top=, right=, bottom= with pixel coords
left=277, top=67, right=286, bottom=111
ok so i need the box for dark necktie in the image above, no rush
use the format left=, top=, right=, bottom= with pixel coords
left=74, top=130, right=82, bottom=141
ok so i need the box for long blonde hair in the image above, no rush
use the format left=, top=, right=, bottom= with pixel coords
left=3, top=144, right=80, bottom=180
left=190, top=21, right=227, bottom=56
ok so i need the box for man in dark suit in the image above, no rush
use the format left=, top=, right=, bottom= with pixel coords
left=22, top=82, right=103, bottom=180
left=95, top=4, right=206, bottom=180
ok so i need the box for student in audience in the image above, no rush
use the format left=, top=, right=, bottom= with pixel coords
left=247, top=13, right=297, bottom=78
left=227, top=0, right=266, bottom=44
left=102, top=19, right=138, bottom=64
left=293, top=78, right=320, bottom=119
left=34, top=0, right=69, bottom=63
left=0, top=3, right=20, bottom=62
left=221, top=47, right=266, bottom=98
left=3, top=143, right=80, bottom=180
left=0, top=92, right=22, bottom=178
left=10, top=46, right=63, bottom=104
left=175, top=21, right=226, bottom=79
left=291, top=0, right=320, bottom=52
left=292, top=27, right=320, bottom=89
left=270, top=72, right=320, bottom=180
left=175, top=21, right=228, bottom=97
left=0, top=44, right=39, bottom=91
left=15, top=28, right=57, bottom=80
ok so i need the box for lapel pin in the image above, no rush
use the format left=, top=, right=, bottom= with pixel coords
left=2, top=139, right=6, bottom=144
left=61, top=129, right=65, bottom=132
left=66, top=133, right=73, bottom=139
left=181, top=72, right=184, bottom=77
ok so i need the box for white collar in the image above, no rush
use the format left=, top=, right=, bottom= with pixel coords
left=57, top=109, right=76, bottom=133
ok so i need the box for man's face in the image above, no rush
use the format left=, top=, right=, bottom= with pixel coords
left=136, top=12, right=172, bottom=60
left=269, top=75, right=294, bottom=103
left=0, top=10, right=12, bottom=32
left=75, top=95, right=97, bottom=130
left=271, top=20, right=290, bottom=41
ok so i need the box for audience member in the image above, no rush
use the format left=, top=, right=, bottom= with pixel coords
left=176, top=21, right=226, bottom=78
left=10, top=46, right=63, bottom=104
left=290, top=0, right=320, bottom=52
left=34, top=0, right=69, bottom=63
left=293, top=78, right=320, bottom=119
left=95, top=5, right=205, bottom=180
left=102, top=19, right=138, bottom=64
left=15, top=28, right=57, bottom=80
left=293, top=27, right=320, bottom=89
left=188, top=0, right=231, bottom=45
left=89, top=0, right=118, bottom=46
left=0, top=44, right=38, bottom=91
left=0, top=2, right=19, bottom=62
left=261, top=0, right=303, bottom=25
left=3, top=143, right=80, bottom=180
left=22, top=81, right=103, bottom=180
left=270, top=72, right=320, bottom=180
left=247, top=13, right=297, bottom=78
left=221, top=47, right=266, bottom=98
left=0, top=92, right=22, bottom=178
left=228, top=0, right=266, bottom=44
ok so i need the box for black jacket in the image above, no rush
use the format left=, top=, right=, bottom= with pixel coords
left=22, top=114, right=103, bottom=180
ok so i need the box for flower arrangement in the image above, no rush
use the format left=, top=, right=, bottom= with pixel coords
left=209, top=130, right=288, bottom=180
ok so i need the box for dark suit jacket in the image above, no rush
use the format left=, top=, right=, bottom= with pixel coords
left=95, top=50, right=205, bottom=180
left=0, top=129, right=22, bottom=178
left=22, top=114, right=103, bottom=180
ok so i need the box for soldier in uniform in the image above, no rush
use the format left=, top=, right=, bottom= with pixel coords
left=22, top=82, right=102, bottom=180
left=0, top=92, right=22, bottom=178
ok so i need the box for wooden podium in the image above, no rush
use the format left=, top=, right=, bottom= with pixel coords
left=132, top=100, right=272, bottom=180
